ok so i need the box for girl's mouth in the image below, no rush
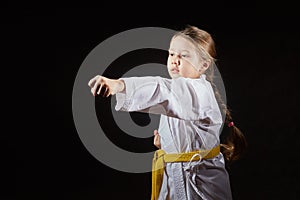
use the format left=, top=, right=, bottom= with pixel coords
left=171, top=68, right=179, bottom=73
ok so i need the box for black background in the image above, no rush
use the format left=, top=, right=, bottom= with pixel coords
left=6, top=2, right=300, bottom=200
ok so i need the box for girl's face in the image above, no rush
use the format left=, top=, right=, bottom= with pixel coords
left=167, top=35, right=202, bottom=79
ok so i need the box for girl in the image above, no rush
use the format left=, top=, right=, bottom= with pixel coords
left=88, top=25, right=247, bottom=200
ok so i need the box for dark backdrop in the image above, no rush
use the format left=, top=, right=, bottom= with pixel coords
left=7, top=3, right=300, bottom=200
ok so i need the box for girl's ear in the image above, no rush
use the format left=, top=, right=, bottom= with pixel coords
left=199, top=60, right=211, bottom=72
left=203, top=60, right=211, bottom=69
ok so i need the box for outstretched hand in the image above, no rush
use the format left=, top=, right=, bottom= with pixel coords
left=88, top=75, right=125, bottom=97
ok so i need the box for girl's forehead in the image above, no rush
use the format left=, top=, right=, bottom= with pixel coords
left=169, top=35, right=197, bottom=52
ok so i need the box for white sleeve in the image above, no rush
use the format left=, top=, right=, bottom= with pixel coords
left=115, top=76, right=215, bottom=121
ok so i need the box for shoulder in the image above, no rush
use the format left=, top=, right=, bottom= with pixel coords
left=172, top=76, right=209, bottom=89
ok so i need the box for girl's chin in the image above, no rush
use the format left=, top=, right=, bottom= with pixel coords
left=170, top=74, right=181, bottom=79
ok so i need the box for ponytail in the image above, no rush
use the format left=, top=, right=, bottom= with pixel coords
left=206, top=73, right=247, bottom=162
left=221, top=113, right=248, bottom=161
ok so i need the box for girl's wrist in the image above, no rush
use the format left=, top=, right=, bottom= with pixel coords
left=118, top=79, right=125, bottom=93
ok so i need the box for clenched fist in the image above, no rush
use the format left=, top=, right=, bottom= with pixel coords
left=88, top=75, right=125, bottom=97
left=153, top=129, right=161, bottom=149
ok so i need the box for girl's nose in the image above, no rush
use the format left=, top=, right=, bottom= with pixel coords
left=172, top=55, right=180, bottom=65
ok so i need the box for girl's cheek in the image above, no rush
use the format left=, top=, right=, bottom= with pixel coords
left=179, top=69, right=185, bottom=77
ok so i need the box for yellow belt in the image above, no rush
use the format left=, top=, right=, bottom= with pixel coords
left=151, top=145, right=220, bottom=200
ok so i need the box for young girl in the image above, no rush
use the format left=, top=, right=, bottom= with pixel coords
left=88, top=25, right=247, bottom=200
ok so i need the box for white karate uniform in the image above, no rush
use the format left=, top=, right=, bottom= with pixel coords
left=115, top=75, right=233, bottom=200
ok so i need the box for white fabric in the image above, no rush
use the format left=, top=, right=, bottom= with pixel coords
left=115, top=75, right=232, bottom=200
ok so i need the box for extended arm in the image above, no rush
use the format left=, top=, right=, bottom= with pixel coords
left=88, top=75, right=212, bottom=121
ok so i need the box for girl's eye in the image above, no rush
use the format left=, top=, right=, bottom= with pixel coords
left=181, top=54, right=190, bottom=58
